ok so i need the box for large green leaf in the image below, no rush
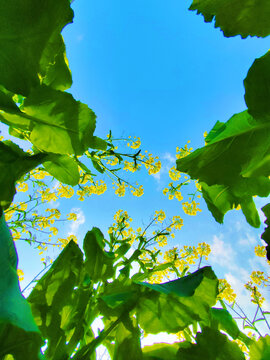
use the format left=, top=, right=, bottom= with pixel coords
left=0, top=141, right=46, bottom=208
left=83, top=228, right=115, bottom=282
left=0, top=86, right=97, bottom=156
left=244, top=51, right=270, bottom=123
left=177, top=110, right=270, bottom=227
left=42, top=154, right=80, bottom=186
left=0, top=211, right=43, bottom=359
left=189, top=0, right=270, bottom=38
left=0, top=0, right=73, bottom=95
left=249, top=335, right=270, bottom=360
left=28, top=240, right=85, bottom=360
left=136, top=266, right=218, bottom=334
left=176, top=327, right=245, bottom=359
left=261, top=204, right=270, bottom=261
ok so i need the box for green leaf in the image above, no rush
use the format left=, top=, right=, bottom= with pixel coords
left=25, top=86, right=96, bottom=155
left=0, top=141, right=46, bottom=208
left=40, top=34, right=72, bottom=91
left=42, top=154, right=80, bottom=186
left=0, top=211, right=43, bottom=359
left=177, top=110, right=270, bottom=227
left=112, top=315, right=143, bottom=360
left=88, top=136, right=108, bottom=150
left=249, top=335, right=270, bottom=360
left=189, top=0, right=270, bottom=38
left=28, top=240, right=84, bottom=359
left=261, top=203, right=270, bottom=261
left=142, top=343, right=179, bottom=360
left=210, top=307, right=252, bottom=346
left=83, top=227, right=115, bottom=282
left=136, top=266, right=218, bottom=334
left=0, top=0, right=73, bottom=95
left=176, top=327, right=245, bottom=359
left=244, top=51, right=270, bottom=122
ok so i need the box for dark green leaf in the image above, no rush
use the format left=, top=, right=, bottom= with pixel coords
left=244, top=51, right=270, bottom=121
left=0, top=141, right=46, bottom=208
left=43, top=154, right=80, bottom=186
left=210, top=308, right=244, bottom=340
left=83, top=227, right=115, bottom=282
left=0, top=0, right=73, bottom=95
left=261, top=204, right=270, bottom=261
left=0, top=211, right=43, bottom=359
left=189, top=0, right=270, bottom=38
left=88, top=136, right=108, bottom=150
left=176, top=327, right=245, bottom=360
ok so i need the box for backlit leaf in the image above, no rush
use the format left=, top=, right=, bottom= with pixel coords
left=43, top=154, right=80, bottom=186
left=249, top=335, right=270, bottom=360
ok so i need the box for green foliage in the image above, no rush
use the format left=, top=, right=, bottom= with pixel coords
left=0, top=211, right=43, bottom=359
left=177, top=110, right=270, bottom=227
left=261, top=204, right=270, bottom=261
left=176, top=327, right=245, bottom=359
left=0, top=0, right=73, bottom=95
left=189, top=0, right=270, bottom=38
left=249, top=335, right=270, bottom=360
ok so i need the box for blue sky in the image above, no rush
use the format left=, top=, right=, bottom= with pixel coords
left=12, top=0, right=270, bottom=336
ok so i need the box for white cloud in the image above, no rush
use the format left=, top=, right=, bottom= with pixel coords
left=151, top=152, right=175, bottom=184
left=209, top=235, right=237, bottom=270
left=163, top=152, right=175, bottom=164
left=68, top=208, right=85, bottom=236
left=238, top=232, right=257, bottom=248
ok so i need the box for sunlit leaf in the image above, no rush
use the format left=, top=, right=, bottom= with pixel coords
left=43, top=154, right=80, bottom=186
left=249, top=335, right=270, bottom=360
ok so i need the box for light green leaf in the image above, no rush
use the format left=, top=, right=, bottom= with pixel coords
left=142, top=343, right=179, bottom=360
left=137, top=266, right=218, bottom=334
left=43, top=154, right=80, bottom=186
left=0, top=211, right=43, bottom=359
left=177, top=110, right=270, bottom=227
left=189, top=0, right=270, bottom=38
left=0, top=0, right=73, bottom=95
left=249, top=335, right=270, bottom=360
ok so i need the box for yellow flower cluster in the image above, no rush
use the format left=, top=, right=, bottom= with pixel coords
left=245, top=282, right=265, bottom=306
left=182, top=201, right=202, bottom=216
left=171, top=216, right=183, bottom=230
left=123, top=160, right=140, bottom=173
left=127, top=136, right=141, bottom=149
left=196, top=242, right=211, bottom=260
left=67, top=213, right=78, bottom=221
left=57, top=184, right=74, bottom=198
left=17, top=182, right=29, bottom=192
left=114, top=182, right=128, bottom=197
left=131, top=185, right=144, bottom=197
left=218, top=279, right=236, bottom=303
left=58, top=235, right=78, bottom=248
left=140, top=151, right=161, bottom=175
left=169, top=166, right=181, bottom=181
left=153, top=231, right=168, bottom=247
left=176, top=141, right=193, bottom=159
left=250, top=271, right=268, bottom=286
left=17, top=269, right=24, bottom=281
left=254, top=245, right=266, bottom=258
left=30, top=169, right=49, bottom=180
left=39, top=188, right=58, bottom=202
left=106, top=156, right=119, bottom=166
left=77, top=180, right=107, bottom=200
left=109, top=210, right=136, bottom=244
left=155, top=210, right=166, bottom=223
